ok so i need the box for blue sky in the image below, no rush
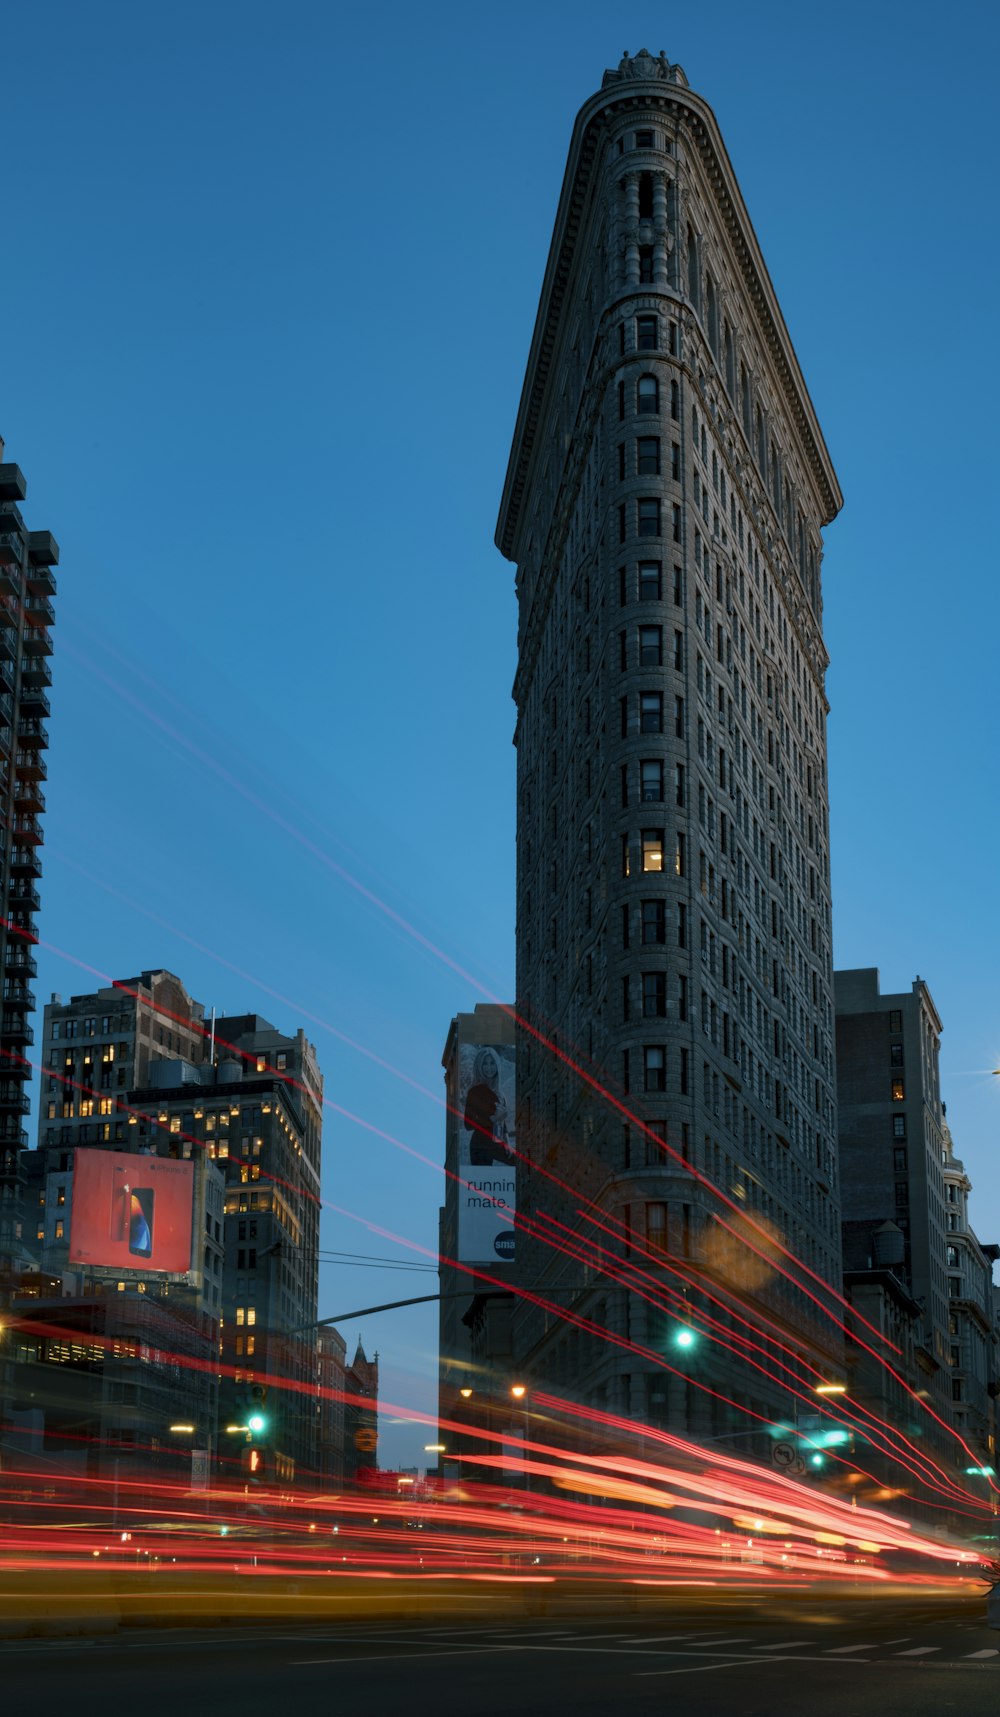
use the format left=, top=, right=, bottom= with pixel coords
left=3, top=0, right=999, bottom=1466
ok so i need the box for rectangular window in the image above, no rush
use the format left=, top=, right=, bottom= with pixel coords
left=641, top=830, right=664, bottom=873
left=892, top=1114, right=906, bottom=1138
left=638, top=498, right=661, bottom=537
left=888, top=1009, right=902, bottom=1031
left=948, top=1277, right=961, bottom=1298
left=946, top=1245, right=959, bottom=1268
left=675, top=831, right=686, bottom=876
left=641, top=900, right=666, bottom=944
left=638, top=561, right=661, bottom=600
left=644, top=1047, right=666, bottom=1093
left=893, top=1146, right=908, bottom=1171
left=638, top=624, right=662, bottom=666
left=636, top=436, right=660, bottom=475
left=891, top=1079, right=905, bottom=1101
left=674, top=695, right=685, bottom=737
left=646, top=1201, right=668, bottom=1253
left=640, top=692, right=663, bottom=733
left=895, top=1181, right=909, bottom=1207
left=636, top=315, right=657, bottom=351
left=890, top=1042, right=904, bottom=1066
left=640, top=758, right=663, bottom=802
left=618, top=442, right=626, bottom=481
left=642, top=973, right=667, bottom=1018
left=54, top=1219, right=64, bottom=1240
left=672, top=503, right=682, bottom=541
left=677, top=973, right=688, bottom=1021
left=618, top=503, right=627, bottom=543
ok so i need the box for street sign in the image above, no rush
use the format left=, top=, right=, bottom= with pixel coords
left=772, top=1441, right=797, bottom=1468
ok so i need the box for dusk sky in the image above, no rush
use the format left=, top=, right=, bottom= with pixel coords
left=4, top=0, right=998, bottom=1465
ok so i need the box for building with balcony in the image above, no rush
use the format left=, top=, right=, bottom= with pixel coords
left=0, top=440, right=59, bottom=1277
left=496, top=50, right=843, bottom=1450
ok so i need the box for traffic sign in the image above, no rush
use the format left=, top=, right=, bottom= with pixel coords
left=772, top=1441, right=797, bottom=1468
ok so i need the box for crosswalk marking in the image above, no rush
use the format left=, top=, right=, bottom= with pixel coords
left=964, top=1649, right=999, bottom=1659
left=754, top=1641, right=816, bottom=1650
left=825, top=1644, right=870, bottom=1655
left=895, top=1647, right=939, bottom=1657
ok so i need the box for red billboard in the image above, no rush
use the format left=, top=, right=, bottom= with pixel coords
left=68, top=1150, right=194, bottom=1275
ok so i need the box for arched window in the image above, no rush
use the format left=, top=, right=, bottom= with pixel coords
left=725, top=323, right=736, bottom=398
left=637, top=374, right=659, bottom=415
left=686, top=225, right=699, bottom=308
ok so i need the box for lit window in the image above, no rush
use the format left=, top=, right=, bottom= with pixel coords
left=54, top=1220, right=64, bottom=1239
left=99, top=1098, right=113, bottom=1116
left=169, top=1115, right=181, bottom=1133
left=891, top=1079, right=904, bottom=1102
left=256, top=1056, right=266, bottom=1073
left=641, top=830, right=664, bottom=872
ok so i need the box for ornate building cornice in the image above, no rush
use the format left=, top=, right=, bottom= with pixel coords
left=497, top=58, right=842, bottom=563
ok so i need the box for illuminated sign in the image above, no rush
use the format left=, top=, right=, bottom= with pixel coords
left=456, top=1041, right=515, bottom=1264
left=68, top=1149, right=195, bottom=1276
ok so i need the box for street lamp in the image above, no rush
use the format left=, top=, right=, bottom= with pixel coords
left=459, top=1388, right=473, bottom=1399
left=510, top=1384, right=526, bottom=1399
left=814, top=1382, right=847, bottom=1396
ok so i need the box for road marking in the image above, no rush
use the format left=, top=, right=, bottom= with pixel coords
left=825, top=1644, right=870, bottom=1654
left=895, top=1647, right=940, bottom=1657
left=292, top=1645, right=523, bottom=1667
left=964, top=1649, right=1000, bottom=1659
left=754, top=1641, right=817, bottom=1650
left=635, top=1658, right=764, bottom=1679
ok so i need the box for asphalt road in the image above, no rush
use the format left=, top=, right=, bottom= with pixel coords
left=3, top=1598, right=998, bottom=1717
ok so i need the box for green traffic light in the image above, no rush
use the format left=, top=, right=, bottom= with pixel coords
left=674, top=1328, right=697, bottom=1349
left=248, top=1413, right=266, bottom=1434
left=809, top=1452, right=825, bottom=1467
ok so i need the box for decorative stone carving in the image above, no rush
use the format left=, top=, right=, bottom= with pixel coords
left=602, top=49, right=689, bottom=88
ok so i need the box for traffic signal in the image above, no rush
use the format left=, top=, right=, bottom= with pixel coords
left=242, top=1444, right=268, bottom=1479
left=237, top=1382, right=269, bottom=1438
